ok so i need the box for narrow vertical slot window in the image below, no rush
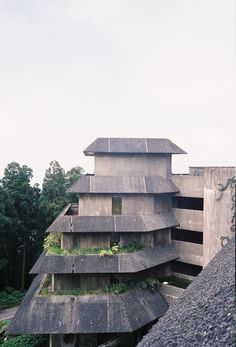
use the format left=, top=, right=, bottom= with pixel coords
left=112, top=196, right=122, bottom=215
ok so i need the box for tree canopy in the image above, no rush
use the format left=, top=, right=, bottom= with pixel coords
left=0, top=160, right=84, bottom=290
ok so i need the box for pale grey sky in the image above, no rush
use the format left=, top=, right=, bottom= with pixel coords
left=0, top=0, right=235, bottom=185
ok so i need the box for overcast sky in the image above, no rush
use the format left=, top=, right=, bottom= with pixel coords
left=0, top=0, right=235, bottom=185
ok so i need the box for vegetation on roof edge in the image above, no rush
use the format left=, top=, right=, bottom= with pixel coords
left=43, top=233, right=144, bottom=256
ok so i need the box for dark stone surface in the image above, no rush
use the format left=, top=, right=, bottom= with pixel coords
left=137, top=237, right=235, bottom=347
left=83, top=138, right=186, bottom=155
left=30, top=245, right=177, bottom=274
left=67, top=175, right=178, bottom=194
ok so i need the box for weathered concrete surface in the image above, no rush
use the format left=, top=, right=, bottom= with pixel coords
left=30, top=245, right=177, bottom=274
left=203, top=167, right=235, bottom=267
left=94, top=155, right=172, bottom=178
left=47, top=213, right=178, bottom=233
left=8, top=275, right=168, bottom=334
left=172, top=208, right=203, bottom=232
left=68, top=175, right=178, bottom=194
left=137, top=237, right=235, bottom=347
left=160, top=284, right=185, bottom=305
left=122, top=195, right=155, bottom=215
left=79, top=195, right=112, bottom=216
left=84, top=138, right=186, bottom=156
left=171, top=174, right=204, bottom=198
left=172, top=240, right=203, bottom=266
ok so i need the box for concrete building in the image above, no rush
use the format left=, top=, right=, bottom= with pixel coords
left=8, top=138, right=235, bottom=347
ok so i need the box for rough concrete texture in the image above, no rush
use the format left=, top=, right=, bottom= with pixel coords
left=30, top=245, right=177, bottom=274
left=94, top=155, right=172, bottom=178
left=46, top=213, right=178, bottom=233
left=203, top=167, right=235, bottom=266
left=172, top=208, right=203, bottom=232
left=84, top=138, right=186, bottom=155
left=137, top=236, right=235, bottom=347
left=8, top=277, right=168, bottom=334
left=68, top=175, right=178, bottom=194
left=171, top=174, right=204, bottom=198
left=172, top=240, right=203, bottom=266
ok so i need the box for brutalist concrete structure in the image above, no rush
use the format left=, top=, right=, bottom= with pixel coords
left=8, top=138, right=235, bottom=347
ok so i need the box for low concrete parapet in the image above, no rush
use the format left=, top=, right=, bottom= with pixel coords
left=172, top=240, right=203, bottom=266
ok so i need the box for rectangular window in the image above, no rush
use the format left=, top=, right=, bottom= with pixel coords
left=112, top=196, right=122, bottom=215
left=172, top=196, right=204, bottom=211
left=171, top=228, right=203, bottom=244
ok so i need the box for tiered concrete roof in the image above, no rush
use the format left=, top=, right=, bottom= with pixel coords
left=84, top=138, right=186, bottom=155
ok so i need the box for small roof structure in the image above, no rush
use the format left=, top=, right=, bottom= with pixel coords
left=67, top=175, right=178, bottom=194
left=137, top=236, right=235, bottom=347
left=84, top=138, right=186, bottom=156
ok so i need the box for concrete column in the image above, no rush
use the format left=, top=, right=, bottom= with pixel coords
left=203, top=167, right=235, bottom=267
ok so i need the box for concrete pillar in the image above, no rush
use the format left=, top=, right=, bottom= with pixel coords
left=203, top=167, right=235, bottom=267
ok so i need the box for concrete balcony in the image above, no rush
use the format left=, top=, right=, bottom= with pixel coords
left=171, top=175, right=204, bottom=198
left=160, top=284, right=185, bottom=305
left=173, top=208, right=203, bottom=232
left=172, top=240, right=203, bottom=266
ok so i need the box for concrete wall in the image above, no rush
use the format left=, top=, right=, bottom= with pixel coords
left=173, top=208, right=203, bottom=232
left=54, top=274, right=110, bottom=291
left=171, top=175, right=204, bottom=198
left=122, top=195, right=155, bottom=215
left=62, top=233, right=110, bottom=249
left=172, top=240, right=203, bottom=266
left=203, top=167, right=235, bottom=267
left=94, top=154, right=172, bottom=178
left=154, top=195, right=171, bottom=213
left=160, top=284, right=185, bottom=305
left=79, top=194, right=112, bottom=216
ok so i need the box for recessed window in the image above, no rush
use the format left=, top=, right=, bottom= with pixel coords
left=172, top=196, right=204, bottom=211
left=112, top=196, right=122, bottom=215
left=171, top=228, right=203, bottom=244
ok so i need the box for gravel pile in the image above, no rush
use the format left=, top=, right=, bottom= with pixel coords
left=137, top=237, right=235, bottom=347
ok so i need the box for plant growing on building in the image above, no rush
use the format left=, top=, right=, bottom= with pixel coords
left=43, top=233, right=61, bottom=252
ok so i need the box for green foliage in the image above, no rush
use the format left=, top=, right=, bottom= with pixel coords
left=0, top=159, right=83, bottom=290
left=40, top=277, right=160, bottom=296
left=139, top=278, right=160, bottom=292
left=2, top=335, right=46, bottom=347
left=0, top=320, right=10, bottom=331
left=45, top=242, right=144, bottom=256
left=0, top=290, right=25, bottom=309
left=43, top=233, right=61, bottom=251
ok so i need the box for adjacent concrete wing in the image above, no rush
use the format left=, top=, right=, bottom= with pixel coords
left=46, top=212, right=179, bottom=233
left=83, top=138, right=186, bottom=155
left=8, top=275, right=168, bottom=335
left=30, top=245, right=177, bottom=274
left=67, top=176, right=179, bottom=194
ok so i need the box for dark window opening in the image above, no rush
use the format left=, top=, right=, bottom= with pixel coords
left=171, top=228, right=203, bottom=244
left=172, top=196, right=203, bottom=210
left=112, top=197, right=122, bottom=215
left=172, top=260, right=202, bottom=277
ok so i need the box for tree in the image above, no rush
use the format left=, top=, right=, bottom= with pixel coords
left=1, top=162, right=40, bottom=289
left=39, top=161, right=68, bottom=228
left=65, top=165, right=84, bottom=203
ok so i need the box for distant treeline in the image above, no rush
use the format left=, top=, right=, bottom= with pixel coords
left=0, top=161, right=84, bottom=290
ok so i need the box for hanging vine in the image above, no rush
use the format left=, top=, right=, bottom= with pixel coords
left=216, top=176, right=235, bottom=247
